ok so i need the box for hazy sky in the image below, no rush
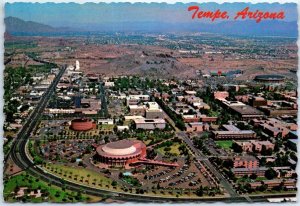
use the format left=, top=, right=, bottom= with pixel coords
left=5, top=2, right=297, bottom=28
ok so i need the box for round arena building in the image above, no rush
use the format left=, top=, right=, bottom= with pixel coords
left=94, top=139, right=146, bottom=167
left=254, top=74, right=285, bottom=83
left=70, top=118, right=93, bottom=131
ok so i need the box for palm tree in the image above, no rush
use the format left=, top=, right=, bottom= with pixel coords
left=87, top=174, right=91, bottom=184
left=69, top=171, right=73, bottom=178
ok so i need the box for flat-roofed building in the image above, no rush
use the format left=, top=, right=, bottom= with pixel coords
left=253, top=118, right=297, bottom=138
left=124, top=115, right=144, bottom=121
left=128, top=105, right=146, bottom=115
left=249, top=96, right=268, bottom=107
left=184, top=90, right=197, bottom=95
left=126, top=95, right=150, bottom=106
left=98, top=119, right=114, bottom=125
left=273, top=167, right=297, bottom=178
left=213, top=130, right=257, bottom=140
left=45, top=108, right=75, bottom=114
left=214, top=91, right=229, bottom=100
left=235, top=95, right=250, bottom=103
left=231, top=166, right=268, bottom=177
left=134, top=118, right=166, bottom=130
left=259, top=100, right=298, bottom=117
left=193, top=101, right=210, bottom=109
left=81, top=98, right=101, bottom=111
left=233, top=140, right=274, bottom=153
left=185, top=96, right=201, bottom=104
left=145, top=102, right=164, bottom=119
left=233, top=155, right=259, bottom=169
left=173, top=102, right=191, bottom=114
left=117, top=125, right=129, bottom=132
left=229, top=105, right=264, bottom=120
left=104, top=82, right=115, bottom=87
left=222, top=100, right=245, bottom=107
left=222, top=124, right=241, bottom=131
left=185, top=122, right=209, bottom=132
left=233, top=141, right=253, bottom=152
left=200, top=115, right=218, bottom=123
left=126, top=98, right=139, bottom=106
left=252, top=140, right=275, bottom=152
left=213, top=124, right=257, bottom=140
left=250, top=179, right=296, bottom=190
left=183, top=115, right=200, bottom=123
left=127, top=94, right=150, bottom=102
left=145, top=109, right=164, bottom=119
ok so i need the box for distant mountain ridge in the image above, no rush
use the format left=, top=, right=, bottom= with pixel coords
left=4, top=16, right=298, bottom=37
left=5, top=16, right=57, bottom=33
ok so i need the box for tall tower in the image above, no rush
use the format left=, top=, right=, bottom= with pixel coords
left=75, top=60, right=80, bottom=71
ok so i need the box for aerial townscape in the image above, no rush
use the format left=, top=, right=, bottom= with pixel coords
left=3, top=2, right=298, bottom=204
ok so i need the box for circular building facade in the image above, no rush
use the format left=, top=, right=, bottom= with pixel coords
left=254, top=74, right=285, bottom=83
left=70, top=118, right=93, bottom=131
left=94, top=140, right=146, bottom=167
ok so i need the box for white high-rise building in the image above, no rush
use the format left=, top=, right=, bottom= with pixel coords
left=75, top=60, right=80, bottom=70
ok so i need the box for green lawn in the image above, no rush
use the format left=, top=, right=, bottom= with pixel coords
left=215, top=140, right=233, bottom=150
left=157, top=142, right=181, bottom=156
left=237, top=176, right=267, bottom=184
left=98, top=124, right=115, bottom=131
left=256, top=177, right=267, bottom=181
left=208, top=110, right=220, bottom=117
left=4, top=172, right=91, bottom=203
left=144, top=140, right=152, bottom=146
left=44, top=164, right=116, bottom=190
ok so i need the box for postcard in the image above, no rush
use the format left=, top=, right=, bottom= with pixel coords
left=2, top=0, right=298, bottom=203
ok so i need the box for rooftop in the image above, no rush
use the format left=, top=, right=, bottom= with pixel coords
left=229, top=105, right=264, bottom=115
left=134, top=118, right=166, bottom=124
left=232, top=167, right=267, bottom=172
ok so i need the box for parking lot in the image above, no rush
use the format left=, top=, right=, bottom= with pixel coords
left=136, top=157, right=214, bottom=190
left=41, top=139, right=97, bottom=162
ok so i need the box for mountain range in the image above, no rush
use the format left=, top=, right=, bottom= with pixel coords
left=5, top=16, right=298, bottom=37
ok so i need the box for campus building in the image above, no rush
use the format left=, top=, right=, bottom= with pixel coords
left=134, top=118, right=166, bottom=130
left=212, top=124, right=257, bottom=140
left=94, top=139, right=178, bottom=167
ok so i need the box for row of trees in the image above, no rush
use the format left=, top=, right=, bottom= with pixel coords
left=196, top=185, right=221, bottom=197
left=155, top=97, right=186, bottom=130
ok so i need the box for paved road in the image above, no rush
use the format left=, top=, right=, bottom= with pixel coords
left=99, top=83, right=108, bottom=118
